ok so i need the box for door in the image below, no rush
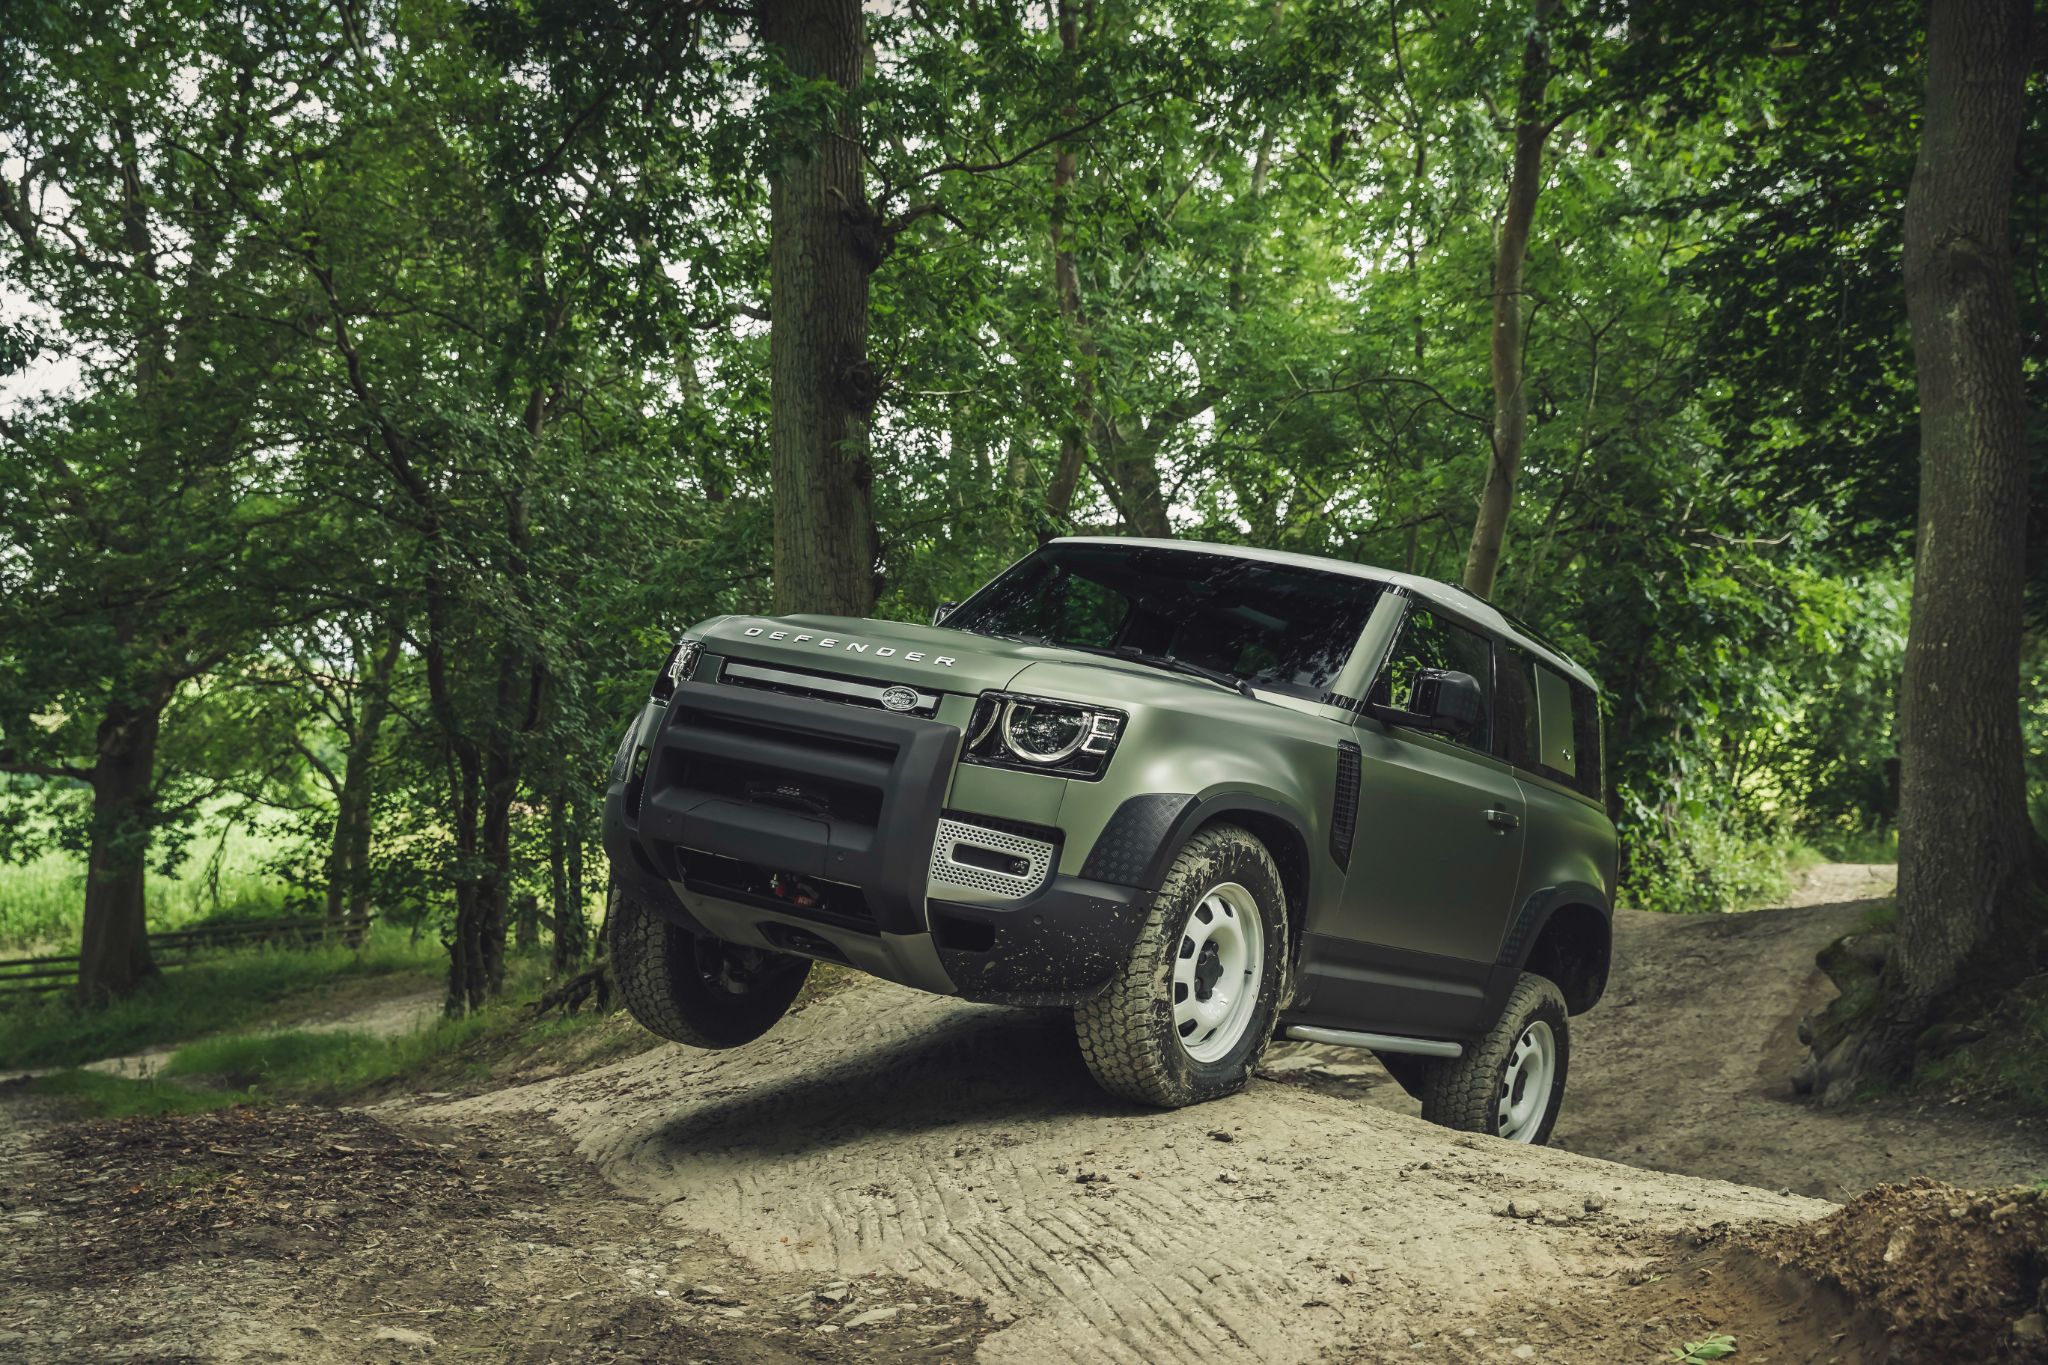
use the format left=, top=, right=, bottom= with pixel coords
left=1343, top=602, right=1527, bottom=962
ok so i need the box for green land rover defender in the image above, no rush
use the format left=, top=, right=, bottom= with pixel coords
left=602, top=538, right=1617, bottom=1143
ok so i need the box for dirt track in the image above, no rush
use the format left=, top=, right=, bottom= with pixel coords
left=9, top=871, right=2048, bottom=1362
left=1271, top=876, right=2048, bottom=1200
left=432, top=982, right=1825, bottom=1362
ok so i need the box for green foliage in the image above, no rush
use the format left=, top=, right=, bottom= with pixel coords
left=3, top=0, right=1965, bottom=1020
left=0, top=934, right=439, bottom=1069
left=1670, top=1336, right=1739, bottom=1364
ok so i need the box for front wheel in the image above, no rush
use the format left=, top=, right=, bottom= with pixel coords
left=1075, top=825, right=1288, bottom=1107
left=609, top=883, right=811, bottom=1049
left=1418, top=972, right=1570, bottom=1145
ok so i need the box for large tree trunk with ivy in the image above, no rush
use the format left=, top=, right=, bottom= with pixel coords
left=759, top=0, right=881, bottom=617
left=1803, top=0, right=2039, bottom=1103
left=1461, top=0, right=1556, bottom=602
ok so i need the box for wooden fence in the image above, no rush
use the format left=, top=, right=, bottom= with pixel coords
left=0, top=916, right=369, bottom=998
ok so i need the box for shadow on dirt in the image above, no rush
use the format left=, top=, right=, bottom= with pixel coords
left=642, top=1006, right=1130, bottom=1159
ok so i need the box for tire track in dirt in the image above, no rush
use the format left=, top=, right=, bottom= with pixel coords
left=433, top=981, right=1825, bottom=1363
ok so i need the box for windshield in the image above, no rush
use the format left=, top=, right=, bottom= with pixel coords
left=946, top=544, right=1386, bottom=698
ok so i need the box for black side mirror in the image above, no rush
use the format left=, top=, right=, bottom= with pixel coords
left=1370, top=667, right=1483, bottom=739
left=931, top=601, right=960, bottom=626
left=1412, top=668, right=1483, bottom=738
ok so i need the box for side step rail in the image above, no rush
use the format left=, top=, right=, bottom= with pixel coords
left=1284, top=1025, right=1463, bottom=1059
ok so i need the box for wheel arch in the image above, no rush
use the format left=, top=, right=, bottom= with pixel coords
left=1195, top=803, right=1313, bottom=960
left=1090, top=790, right=1324, bottom=962
left=1502, top=885, right=1612, bottom=1015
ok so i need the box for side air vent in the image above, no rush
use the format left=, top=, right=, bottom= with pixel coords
left=1331, top=741, right=1362, bottom=871
left=928, top=818, right=1057, bottom=905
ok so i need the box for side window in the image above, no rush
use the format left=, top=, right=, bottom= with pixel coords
left=1570, top=681, right=1604, bottom=800
left=1500, top=645, right=1603, bottom=800
left=1369, top=605, right=1493, bottom=752
left=1534, top=664, right=1577, bottom=773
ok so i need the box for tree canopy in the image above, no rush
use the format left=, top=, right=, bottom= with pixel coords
left=1, top=0, right=2040, bottom=1010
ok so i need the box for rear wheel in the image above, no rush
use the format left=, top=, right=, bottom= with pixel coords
left=1075, top=825, right=1288, bottom=1107
left=1418, top=973, right=1569, bottom=1144
left=609, top=883, right=811, bottom=1049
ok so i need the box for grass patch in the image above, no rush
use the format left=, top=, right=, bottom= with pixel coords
left=1803, top=825, right=1900, bottom=865
left=0, top=813, right=294, bottom=950
left=0, top=931, right=440, bottom=1070
left=159, top=1019, right=496, bottom=1094
left=27, top=972, right=653, bottom=1119
left=24, top=1068, right=252, bottom=1118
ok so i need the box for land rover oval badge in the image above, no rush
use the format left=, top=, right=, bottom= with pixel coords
left=879, top=686, right=919, bottom=712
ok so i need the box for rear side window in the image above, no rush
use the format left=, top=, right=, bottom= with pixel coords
left=1370, top=605, right=1494, bottom=753
left=1497, top=645, right=1602, bottom=800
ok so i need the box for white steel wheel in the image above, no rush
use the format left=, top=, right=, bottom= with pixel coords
left=1417, top=973, right=1571, bottom=1147
left=1172, top=882, right=1265, bottom=1063
left=1496, top=1019, right=1557, bottom=1143
left=1075, top=824, right=1289, bottom=1108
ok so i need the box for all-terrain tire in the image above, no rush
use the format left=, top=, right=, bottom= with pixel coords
left=1075, top=824, right=1289, bottom=1107
left=1418, top=972, right=1570, bottom=1145
left=609, top=883, right=810, bottom=1049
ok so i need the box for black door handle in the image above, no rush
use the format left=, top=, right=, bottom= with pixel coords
left=1484, top=808, right=1520, bottom=831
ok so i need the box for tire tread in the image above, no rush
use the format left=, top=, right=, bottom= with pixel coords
left=1419, top=972, right=1569, bottom=1142
left=1075, top=825, right=1285, bottom=1107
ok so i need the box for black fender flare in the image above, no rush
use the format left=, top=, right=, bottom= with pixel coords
left=1079, top=790, right=1333, bottom=928
left=1488, top=881, right=1614, bottom=1015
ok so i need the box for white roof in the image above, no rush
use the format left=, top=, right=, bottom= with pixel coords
left=1051, top=536, right=1597, bottom=689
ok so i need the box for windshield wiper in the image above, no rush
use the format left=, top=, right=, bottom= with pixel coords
left=1111, top=646, right=1256, bottom=699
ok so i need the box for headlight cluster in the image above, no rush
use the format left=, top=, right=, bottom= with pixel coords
left=962, top=692, right=1124, bottom=779
left=651, top=637, right=702, bottom=701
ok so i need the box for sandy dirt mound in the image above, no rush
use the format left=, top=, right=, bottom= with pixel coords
left=1266, top=895, right=2048, bottom=1200
left=432, top=980, right=1827, bottom=1364
left=1742, top=1179, right=2048, bottom=1364
left=1784, top=862, right=1895, bottom=908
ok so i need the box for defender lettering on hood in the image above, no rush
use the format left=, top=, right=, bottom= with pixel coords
left=741, top=626, right=957, bottom=667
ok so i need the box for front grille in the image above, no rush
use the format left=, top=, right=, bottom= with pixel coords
left=928, top=818, right=1057, bottom=905
left=660, top=710, right=890, bottom=826
left=717, top=658, right=944, bottom=719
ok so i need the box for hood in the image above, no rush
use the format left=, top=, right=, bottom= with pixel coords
left=693, top=613, right=1275, bottom=709
left=695, top=614, right=1042, bottom=695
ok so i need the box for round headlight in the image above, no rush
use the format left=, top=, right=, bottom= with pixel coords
left=1002, top=700, right=1090, bottom=764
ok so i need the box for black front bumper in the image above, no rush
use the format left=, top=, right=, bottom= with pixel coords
left=601, top=681, right=1151, bottom=1004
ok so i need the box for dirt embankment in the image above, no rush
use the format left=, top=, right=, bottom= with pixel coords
left=430, top=983, right=1828, bottom=1363
left=1267, top=887, right=2048, bottom=1200
left=6, top=870, right=2047, bottom=1363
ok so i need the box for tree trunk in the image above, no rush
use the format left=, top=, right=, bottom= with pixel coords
left=323, top=618, right=401, bottom=931
left=1460, top=0, right=1557, bottom=601
left=1805, top=0, right=2038, bottom=1101
left=1043, top=0, right=1096, bottom=533
left=478, top=737, right=516, bottom=993
left=759, top=0, right=880, bottom=617
left=552, top=794, right=588, bottom=970
left=545, top=793, right=569, bottom=953
left=75, top=694, right=165, bottom=1003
